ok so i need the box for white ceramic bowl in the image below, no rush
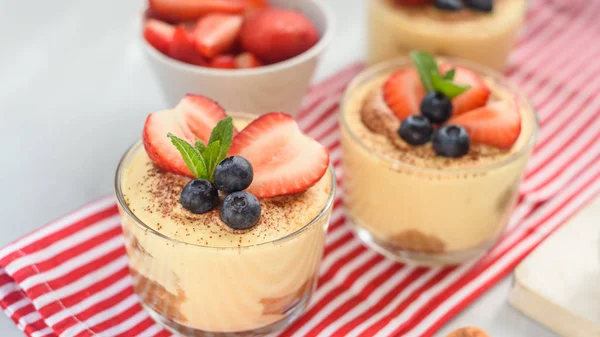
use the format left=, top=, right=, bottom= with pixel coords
left=141, top=0, right=335, bottom=117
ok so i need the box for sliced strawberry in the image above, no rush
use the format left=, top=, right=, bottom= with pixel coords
left=143, top=94, right=233, bottom=177
left=240, top=9, right=320, bottom=64
left=440, top=64, right=491, bottom=115
left=448, top=100, right=521, bottom=149
left=193, top=14, right=243, bottom=58
left=149, top=0, right=244, bottom=22
left=143, top=19, right=175, bottom=55
left=168, top=26, right=197, bottom=63
left=382, top=68, right=426, bottom=121
left=210, top=55, right=236, bottom=69
left=235, top=52, right=262, bottom=68
left=229, top=113, right=329, bottom=198
left=238, top=0, right=269, bottom=11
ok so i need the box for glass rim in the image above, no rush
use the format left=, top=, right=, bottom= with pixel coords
left=114, top=120, right=336, bottom=250
left=339, top=56, right=540, bottom=175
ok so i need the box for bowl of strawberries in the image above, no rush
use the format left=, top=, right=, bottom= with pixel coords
left=142, top=0, right=334, bottom=116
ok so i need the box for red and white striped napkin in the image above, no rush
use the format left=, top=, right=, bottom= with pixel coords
left=2, top=1, right=600, bottom=336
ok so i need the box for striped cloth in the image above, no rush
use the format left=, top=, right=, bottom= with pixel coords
left=2, top=0, right=600, bottom=335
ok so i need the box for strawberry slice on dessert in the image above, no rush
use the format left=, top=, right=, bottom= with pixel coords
left=440, top=65, right=491, bottom=115
left=235, top=52, right=262, bottom=68
left=448, top=99, right=521, bottom=149
left=143, top=94, right=235, bottom=177
left=193, top=14, right=243, bottom=58
left=229, top=113, right=329, bottom=198
left=383, top=68, right=427, bottom=121
left=144, top=19, right=175, bottom=55
left=149, top=0, right=245, bottom=22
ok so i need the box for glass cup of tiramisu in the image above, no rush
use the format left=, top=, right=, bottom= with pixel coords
left=367, top=0, right=527, bottom=70
left=115, top=96, right=334, bottom=336
left=340, top=52, right=537, bottom=266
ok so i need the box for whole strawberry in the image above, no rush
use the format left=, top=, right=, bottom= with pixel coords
left=240, top=9, right=319, bottom=64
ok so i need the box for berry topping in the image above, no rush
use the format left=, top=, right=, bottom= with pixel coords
left=144, top=19, right=175, bottom=55
left=240, top=0, right=270, bottom=11
left=465, top=0, right=494, bottom=12
left=149, top=0, right=244, bottom=23
left=420, top=91, right=453, bottom=124
left=220, top=191, right=261, bottom=231
left=240, top=9, right=320, bottom=64
left=229, top=113, right=329, bottom=198
left=448, top=100, right=521, bottom=149
left=209, top=55, right=236, bottom=69
left=440, top=65, right=491, bottom=115
left=235, top=52, right=263, bottom=69
left=434, top=0, right=464, bottom=11
left=398, top=115, right=433, bottom=146
left=383, top=68, right=426, bottom=121
left=143, top=95, right=233, bottom=177
left=214, top=156, right=254, bottom=193
left=193, top=14, right=243, bottom=58
left=432, top=125, right=470, bottom=158
left=180, top=179, right=219, bottom=214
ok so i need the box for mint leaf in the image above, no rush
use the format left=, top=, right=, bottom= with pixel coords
left=208, top=116, right=234, bottom=166
left=168, top=133, right=207, bottom=179
left=431, top=73, right=471, bottom=98
left=442, top=68, right=456, bottom=81
left=195, top=140, right=207, bottom=154
left=410, top=51, right=438, bottom=92
left=203, top=141, right=221, bottom=181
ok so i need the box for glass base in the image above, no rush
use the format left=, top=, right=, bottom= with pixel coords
left=142, top=288, right=311, bottom=337
left=348, top=217, right=497, bottom=267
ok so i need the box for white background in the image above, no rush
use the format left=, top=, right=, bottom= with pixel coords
left=0, top=0, right=558, bottom=336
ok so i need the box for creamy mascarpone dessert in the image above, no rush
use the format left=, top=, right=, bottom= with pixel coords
left=116, top=96, right=333, bottom=334
left=341, top=54, right=537, bottom=265
left=367, top=0, right=527, bottom=70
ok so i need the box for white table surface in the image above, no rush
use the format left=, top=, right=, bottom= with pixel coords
left=0, top=0, right=559, bottom=336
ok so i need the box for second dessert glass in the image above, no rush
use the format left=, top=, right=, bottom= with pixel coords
left=114, top=113, right=336, bottom=336
left=340, top=57, right=538, bottom=266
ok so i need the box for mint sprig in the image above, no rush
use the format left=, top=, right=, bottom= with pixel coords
left=168, top=116, right=234, bottom=182
left=409, top=51, right=470, bottom=98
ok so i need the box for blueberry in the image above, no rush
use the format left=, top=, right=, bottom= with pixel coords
left=398, top=115, right=433, bottom=146
left=465, top=0, right=493, bottom=12
left=180, top=179, right=219, bottom=214
left=432, top=125, right=470, bottom=158
left=435, top=0, right=464, bottom=11
left=220, top=192, right=261, bottom=231
left=420, top=92, right=453, bottom=124
left=214, top=156, right=254, bottom=193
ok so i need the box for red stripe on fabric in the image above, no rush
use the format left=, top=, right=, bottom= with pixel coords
left=25, top=247, right=125, bottom=299
left=281, top=254, right=385, bottom=336
left=153, top=330, right=173, bottom=337
left=525, top=114, right=599, bottom=179
left=23, top=319, right=52, bottom=337
left=1, top=290, right=26, bottom=305
left=75, top=301, right=141, bottom=336
left=113, top=316, right=155, bottom=337
left=511, top=0, right=550, bottom=49
left=331, top=268, right=428, bottom=335
left=0, top=273, right=13, bottom=287
left=303, top=258, right=398, bottom=337
left=38, top=266, right=130, bottom=317
left=11, top=226, right=122, bottom=282
left=0, top=205, right=118, bottom=268
left=303, top=104, right=341, bottom=137
left=53, top=287, right=135, bottom=334
left=12, top=303, right=37, bottom=320
left=324, top=231, right=354, bottom=256
left=364, top=268, right=456, bottom=336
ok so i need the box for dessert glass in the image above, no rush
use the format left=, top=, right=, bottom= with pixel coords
left=340, top=57, right=538, bottom=266
left=114, top=114, right=336, bottom=336
left=366, top=0, right=527, bottom=71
